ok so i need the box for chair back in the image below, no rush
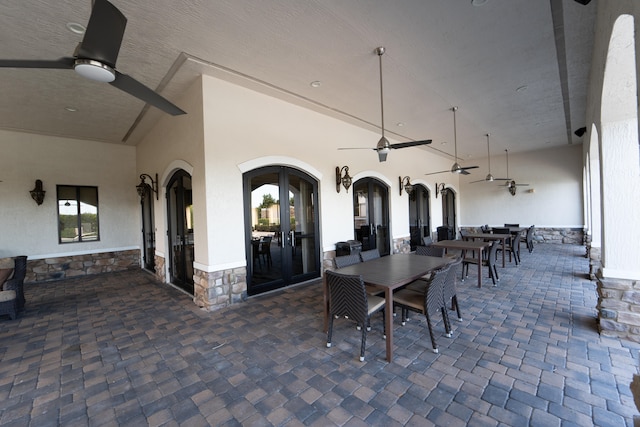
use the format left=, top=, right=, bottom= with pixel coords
left=334, top=254, right=362, bottom=269
left=12, top=256, right=27, bottom=282
left=325, top=270, right=368, bottom=324
left=422, top=264, right=450, bottom=311
left=526, top=225, right=534, bottom=242
left=492, top=227, right=509, bottom=235
left=423, top=236, right=433, bottom=246
left=511, top=231, right=522, bottom=252
left=359, top=248, right=380, bottom=262
left=415, top=245, right=445, bottom=257
left=443, top=257, right=461, bottom=301
left=504, top=223, right=519, bottom=227
left=480, top=224, right=490, bottom=233
left=487, top=240, right=499, bottom=264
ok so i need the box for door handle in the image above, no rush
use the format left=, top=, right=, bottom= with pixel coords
left=281, top=231, right=286, bottom=247
left=290, top=230, right=295, bottom=246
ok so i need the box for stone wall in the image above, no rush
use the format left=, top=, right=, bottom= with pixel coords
left=153, top=254, right=165, bottom=283
left=193, top=266, right=247, bottom=312
left=25, top=250, right=140, bottom=282
left=596, top=274, right=640, bottom=343
left=460, top=226, right=584, bottom=245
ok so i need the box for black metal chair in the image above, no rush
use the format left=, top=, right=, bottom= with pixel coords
left=504, top=223, right=519, bottom=227
left=463, top=240, right=499, bottom=286
left=394, top=264, right=452, bottom=353
left=325, top=270, right=386, bottom=362
left=359, top=248, right=380, bottom=262
left=480, top=224, right=490, bottom=233
left=334, top=254, right=361, bottom=269
left=496, top=231, right=521, bottom=265
left=258, top=236, right=273, bottom=267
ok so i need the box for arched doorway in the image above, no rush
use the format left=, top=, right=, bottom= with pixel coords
left=244, top=166, right=320, bottom=296
left=353, top=178, right=390, bottom=256
left=441, top=187, right=456, bottom=240
left=167, top=170, right=194, bottom=294
left=408, top=184, right=431, bottom=250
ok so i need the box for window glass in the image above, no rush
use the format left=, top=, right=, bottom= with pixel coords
left=57, top=185, right=99, bottom=243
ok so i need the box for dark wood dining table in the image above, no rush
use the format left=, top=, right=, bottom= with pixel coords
left=430, top=240, right=490, bottom=288
left=324, top=254, right=451, bottom=362
left=462, top=233, right=509, bottom=267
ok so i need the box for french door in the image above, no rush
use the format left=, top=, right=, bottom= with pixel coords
left=352, top=178, right=390, bottom=256
left=442, top=188, right=456, bottom=238
left=167, top=170, right=194, bottom=294
left=244, top=166, right=320, bottom=296
left=408, top=184, right=430, bottom=250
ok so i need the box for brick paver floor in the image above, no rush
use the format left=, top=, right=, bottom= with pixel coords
left=1, top=243, right=639, bottom=426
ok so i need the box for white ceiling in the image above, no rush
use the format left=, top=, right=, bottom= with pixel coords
left=0, top=0, right=596, bottom=161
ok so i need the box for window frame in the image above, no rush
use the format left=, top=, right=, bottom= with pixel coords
left=56, top=185, right=100, bottom=244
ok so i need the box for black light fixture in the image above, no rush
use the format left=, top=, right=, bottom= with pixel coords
left=574, top=127, right=587, bottom=137
left=335, top=166, right=353, bottom=193
left=399, top=176, right=413, bottom=196
left=136, top=173, right=158, bottom=200
left=29, top=179, right=45, bottom=205
left=435, top=183, right=447, bottom=198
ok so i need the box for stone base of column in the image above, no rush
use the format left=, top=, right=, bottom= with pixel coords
left=596, top=273, right=640, bottom=343
left=193, top=266, right=247, bottom=312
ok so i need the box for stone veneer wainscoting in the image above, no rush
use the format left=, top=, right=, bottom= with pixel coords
left=25, top=250, right=140, bottom=282
left=597, top=275, right=640, bottom=343
left=193, top=267, right=247, bottom=312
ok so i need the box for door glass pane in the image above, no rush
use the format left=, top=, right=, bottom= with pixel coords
left=168, top=172, right=194, bottom=293
left=289, top=173, right=317, bottom=277
left=249, top=172, right=282, bottom=287
left=353, top=182, right=371, bottom=250
left=141, top=186, right=155, bottom=270
left=372, top=183, right=389, bottom=255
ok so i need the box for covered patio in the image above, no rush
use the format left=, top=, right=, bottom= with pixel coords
left=1, top=243, right=637, bottom=426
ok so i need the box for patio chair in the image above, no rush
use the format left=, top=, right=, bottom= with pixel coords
left=443, top=257, right=463, bottom=321
left=258, top=237, right=273, bottom=267
left=4, top=256, right=26, bottom=311
left=0, top=265, right=17, bottom=320
left=496, top=231, right=521, bottom=265
left=526, top=225, right=535, bottom=253
left=463, top=240, right=499, bottom=286
left=415, top=245, right=445, bottom=257
left=393, top=264, right=452, bottom=353
left=325, top=270, right=386, bottom=362
left=334, top=253, right=361, bottom=269
left=359, top=248, right=380, bottom=262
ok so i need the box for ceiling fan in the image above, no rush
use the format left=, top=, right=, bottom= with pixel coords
left=338, top=47, right=432, bottom=162
left=497, top=149, right=529, bottom=195
left=470, top=133, right=510, bottom=183
left=424, top=107, right=479, bottom=176
left=0, top=0, right=186, bottom=116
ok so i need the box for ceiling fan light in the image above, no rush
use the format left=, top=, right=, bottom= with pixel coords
left=451, top=162, right=462, bottom=174
left=486, top=173, right=494, bottom=182
left=74, top=59, right=116, bottom=83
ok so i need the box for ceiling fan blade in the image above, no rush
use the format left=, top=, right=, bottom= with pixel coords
left=111, top=71, right=186, bottom=115
left=460, top=169, right=471, bottom=175
left=469, top=178, right=486, bottom=183
left=424, top=170, right=449, bottom=176
left=459, top=166, right=479, bottom=171
left=389, top=139, right=432, bottom=149
left=0, top=58, right=75, bottom=69
left=77, top=0, right=127, bottom=68
left=337, top=147, right=376, bottom=151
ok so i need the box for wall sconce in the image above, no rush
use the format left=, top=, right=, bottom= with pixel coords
left=399, top=176, right=413, bottom=196
left=29, top=179, right=45, bottom=205
left=508, top=181, right=517, bottom=196
left=435, top=182, right=447, bottom=198
left=136, top=173, right=158, bottom=201
left=335, top=166, right=352, bottom=193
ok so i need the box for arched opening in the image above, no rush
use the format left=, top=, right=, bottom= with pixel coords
left=408, top=184, right=431, bottom=250
left=166, top=170, right=194, bottom=294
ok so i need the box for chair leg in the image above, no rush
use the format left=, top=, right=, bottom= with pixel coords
left=425, top=313, right=438, bottom=353
left=452, top=295, right=462, bottom=321
left=326, top=316, right=334, bottom=347
left=441, top=307, right=452, bottom=338
left=360, top=321, right=368, bottom=362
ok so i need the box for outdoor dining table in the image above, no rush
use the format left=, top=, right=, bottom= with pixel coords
left=324, top=253, right=451, bottom=362
left=462, top=233, right=509, bottom=267
left=430, top=239, right=491, bottom=288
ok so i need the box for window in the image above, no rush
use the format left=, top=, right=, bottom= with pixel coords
left=57, top=186, right=100, bottom=243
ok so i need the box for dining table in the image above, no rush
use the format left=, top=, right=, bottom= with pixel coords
left=462, top=233, right=509, bottom=267
left=430, top=239, right=491, bottom=288
left=324, top=253, right=451, bottom=362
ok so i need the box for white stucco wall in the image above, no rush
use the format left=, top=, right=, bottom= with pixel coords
left=459, top=144, right=584, bottom=228
left=0, top=129, right=138, bottom=258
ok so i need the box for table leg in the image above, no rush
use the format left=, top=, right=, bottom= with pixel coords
left=385, top=288, right=393, bottom=362
left=477, top=248, right=483, bottom=288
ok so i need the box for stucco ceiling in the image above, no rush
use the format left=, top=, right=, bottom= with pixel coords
left=0, top=0, right=595, bottom=161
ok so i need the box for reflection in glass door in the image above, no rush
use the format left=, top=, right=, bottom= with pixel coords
left=442, top=188, right=456, bottom=238
left=244, top=166, right=320, bottom=296
left=167, top=170, right=194, bottom=294
left=353, top=178, right=390, bottom=256
left=408, top=185, right=430, bottom=250
left=140, top=185, right=155, bottom=271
